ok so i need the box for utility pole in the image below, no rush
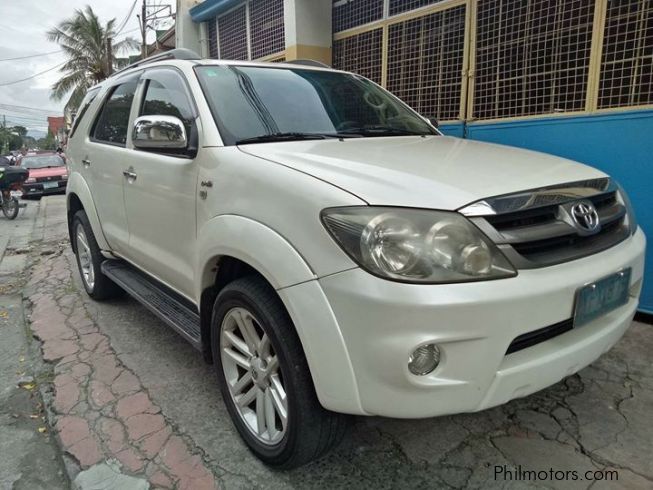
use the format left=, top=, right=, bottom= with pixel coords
left=1, top=115, right=6, bottom=154
left=137, top=1, right=174, bottom=60
left=106, top=37, right=113, bottom=76
left=140, top=0, right=147, bottom=59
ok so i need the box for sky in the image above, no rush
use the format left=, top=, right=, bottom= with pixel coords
left=0, top=0, right=173, bottom=135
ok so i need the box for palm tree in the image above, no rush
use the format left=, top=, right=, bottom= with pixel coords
left=47, top=6, right=139, bottom=112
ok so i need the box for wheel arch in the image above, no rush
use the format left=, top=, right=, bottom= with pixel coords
left=197, top=215, right=364, bottom=414
left=66, top=173, right=110, bottom=252
left=196, top=215, right=316, bottom=362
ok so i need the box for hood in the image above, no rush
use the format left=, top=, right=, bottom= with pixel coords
left=27, top=166, right=67, bottom=178
left=239, top=136, right=606, bottom=210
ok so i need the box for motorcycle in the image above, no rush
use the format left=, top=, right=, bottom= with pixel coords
left=0, top=166, right=28, bottom=220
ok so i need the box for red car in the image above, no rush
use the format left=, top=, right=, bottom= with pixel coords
left=20, top=153, right=68, bottom=197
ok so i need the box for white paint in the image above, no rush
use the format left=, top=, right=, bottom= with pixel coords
left=240, top=136, right=608, bottom=211
left=66, top=57, right=647, bottom=421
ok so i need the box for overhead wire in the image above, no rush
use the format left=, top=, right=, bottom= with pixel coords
left=1, top=114, right=52, bottom=124
left=115, top=0, right=139, bottom=35
left=0, top=50, right=62, bottom=62
left=0, top=62, right=65, bottom=87
left=0, top=103, right=62, bottom=114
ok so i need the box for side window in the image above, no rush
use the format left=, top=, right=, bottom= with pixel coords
left=92, top=80, right=138, bottom=145
left=140, top=69, right=195, bottom=137
left=69, top=87, right=99, bottom=138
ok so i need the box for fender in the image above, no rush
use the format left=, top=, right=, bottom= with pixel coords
left=196, top=214, right=316, bottom=298
left=66, top=173, right=111, bottom=251
left=197, top=214, right=364, bottom=414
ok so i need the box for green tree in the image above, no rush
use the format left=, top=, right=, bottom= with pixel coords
left=47, top=6, right=139, bottom=112
left=36, top=131, right=57, bottom=151
left=0, top=125, right=32, bottom=152
left=0, top=125, right=25, bottom=153
left=22, top=136, right=37, bottom=149
left=12, top=126, right=27, bottom=138
left=8, top=133, right=23, bottom=151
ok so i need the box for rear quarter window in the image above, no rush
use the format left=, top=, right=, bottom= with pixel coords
left=69, top=87, right=100, bottom=139
left=92, top=80, right=139, bottom=146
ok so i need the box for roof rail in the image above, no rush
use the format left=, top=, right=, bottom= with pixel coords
left=285, top=59, right=331, bottom=69
left=113, top=48, right=201, bottom=76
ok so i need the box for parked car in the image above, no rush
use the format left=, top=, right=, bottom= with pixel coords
left=20, top=153, right=68, bottom=197
left=65, top=49, right=646, bottom=469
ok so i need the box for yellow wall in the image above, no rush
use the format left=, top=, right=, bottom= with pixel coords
left=284, top=44, right=332, bottom=66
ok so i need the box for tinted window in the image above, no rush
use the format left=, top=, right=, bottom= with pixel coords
left=69, top=87, right=99, bottom=138
left=195, top=65, right=435, bottom=145
left=93, top=80, right=138, bottom=145
left=141, top=70, right=194, bottom=136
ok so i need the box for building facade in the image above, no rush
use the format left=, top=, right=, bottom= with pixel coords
left=186, top=0, right=653, bottom=313
left=47, top=116, right=66, bottom=147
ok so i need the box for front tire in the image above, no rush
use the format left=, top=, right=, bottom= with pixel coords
left=211, top=276, right=349, bottom=469
left=72, top=210, right=122, bottom=300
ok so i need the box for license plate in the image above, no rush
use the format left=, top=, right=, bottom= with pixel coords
left=10, top=191, right=22, bottom=198
left=574, top=268, right=631, bottom=327
left=42, top=181, right=58, bottom=189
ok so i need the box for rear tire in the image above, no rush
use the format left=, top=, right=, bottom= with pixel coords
left=1, top=196, right=19, bottom=220
left=211, top=276, right=349, bottom=469
left=72, top=210, right=122, bottom=300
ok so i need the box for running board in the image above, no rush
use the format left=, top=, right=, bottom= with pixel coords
left=101, top=260, right=201, bottom=349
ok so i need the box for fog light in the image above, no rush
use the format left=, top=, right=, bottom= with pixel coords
left=408, top=344, right=440, bottom=375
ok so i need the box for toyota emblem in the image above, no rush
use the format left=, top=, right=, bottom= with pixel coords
left=571, top=200, right=600, bottom=233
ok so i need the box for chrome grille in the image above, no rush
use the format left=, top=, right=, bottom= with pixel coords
left=461, top=179, right=631, bottom=269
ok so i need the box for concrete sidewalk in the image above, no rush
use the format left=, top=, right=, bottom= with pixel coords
left=0, top=197, right=68, bottom=490
left=3, top=195, right=653, bottom=489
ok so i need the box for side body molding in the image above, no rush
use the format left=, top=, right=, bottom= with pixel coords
left=196, top=214, right=364, bottom=414
left=66, top=173, right=111, bottom=251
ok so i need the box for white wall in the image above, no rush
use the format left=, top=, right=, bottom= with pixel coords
left=284, top=0, right=332, bottom=49
left=176, top=0, right=202, bottom=54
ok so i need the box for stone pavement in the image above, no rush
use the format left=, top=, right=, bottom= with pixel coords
left=2, top=195, right=653, bottom=489
left=0, top=198, right=68, bottom=489
left=25, top=251, right=216, bottom=490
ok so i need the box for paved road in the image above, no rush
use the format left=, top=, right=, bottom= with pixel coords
left=5, top=196, right=653, bottom=489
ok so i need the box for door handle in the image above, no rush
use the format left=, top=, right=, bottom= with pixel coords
left=123, top=169, right=137, bottom=180
left=82, top=158, right=91, bottom=167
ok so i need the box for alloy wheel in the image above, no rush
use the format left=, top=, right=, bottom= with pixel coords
left=75, top=223, right=95, bottom=290
left=220, top=307, right=288, bottom=445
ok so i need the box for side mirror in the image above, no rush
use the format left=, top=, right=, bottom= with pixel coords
left=427, top=116, right=439, bottom=128
left=132, top=115, right=187, bottom=150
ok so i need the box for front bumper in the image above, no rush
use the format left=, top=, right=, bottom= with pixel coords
left=23, top=180, right=67, bottom=196
left=315, top=228, right=645, bottom=418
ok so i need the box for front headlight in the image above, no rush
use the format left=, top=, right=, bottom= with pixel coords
left=615, top=183, right=637, bottom=234
left=321, top=207, right=517, bottom=283
left=25, top=177, right=36, bottom=184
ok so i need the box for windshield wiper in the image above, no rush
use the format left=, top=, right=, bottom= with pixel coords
left=338, top=125, right=434, bottom=137
left=236, top=132, right=352, bottom=145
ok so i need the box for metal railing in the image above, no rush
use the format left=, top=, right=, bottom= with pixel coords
left=333, top=0, right=653, bottom=124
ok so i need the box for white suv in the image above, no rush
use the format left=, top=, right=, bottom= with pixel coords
left=66, top=49, right=646, bottom=468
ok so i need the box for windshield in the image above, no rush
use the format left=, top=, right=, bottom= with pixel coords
left=21, top=155, right=65, bottom=169
left=195, top=65, right=436, bottom=145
